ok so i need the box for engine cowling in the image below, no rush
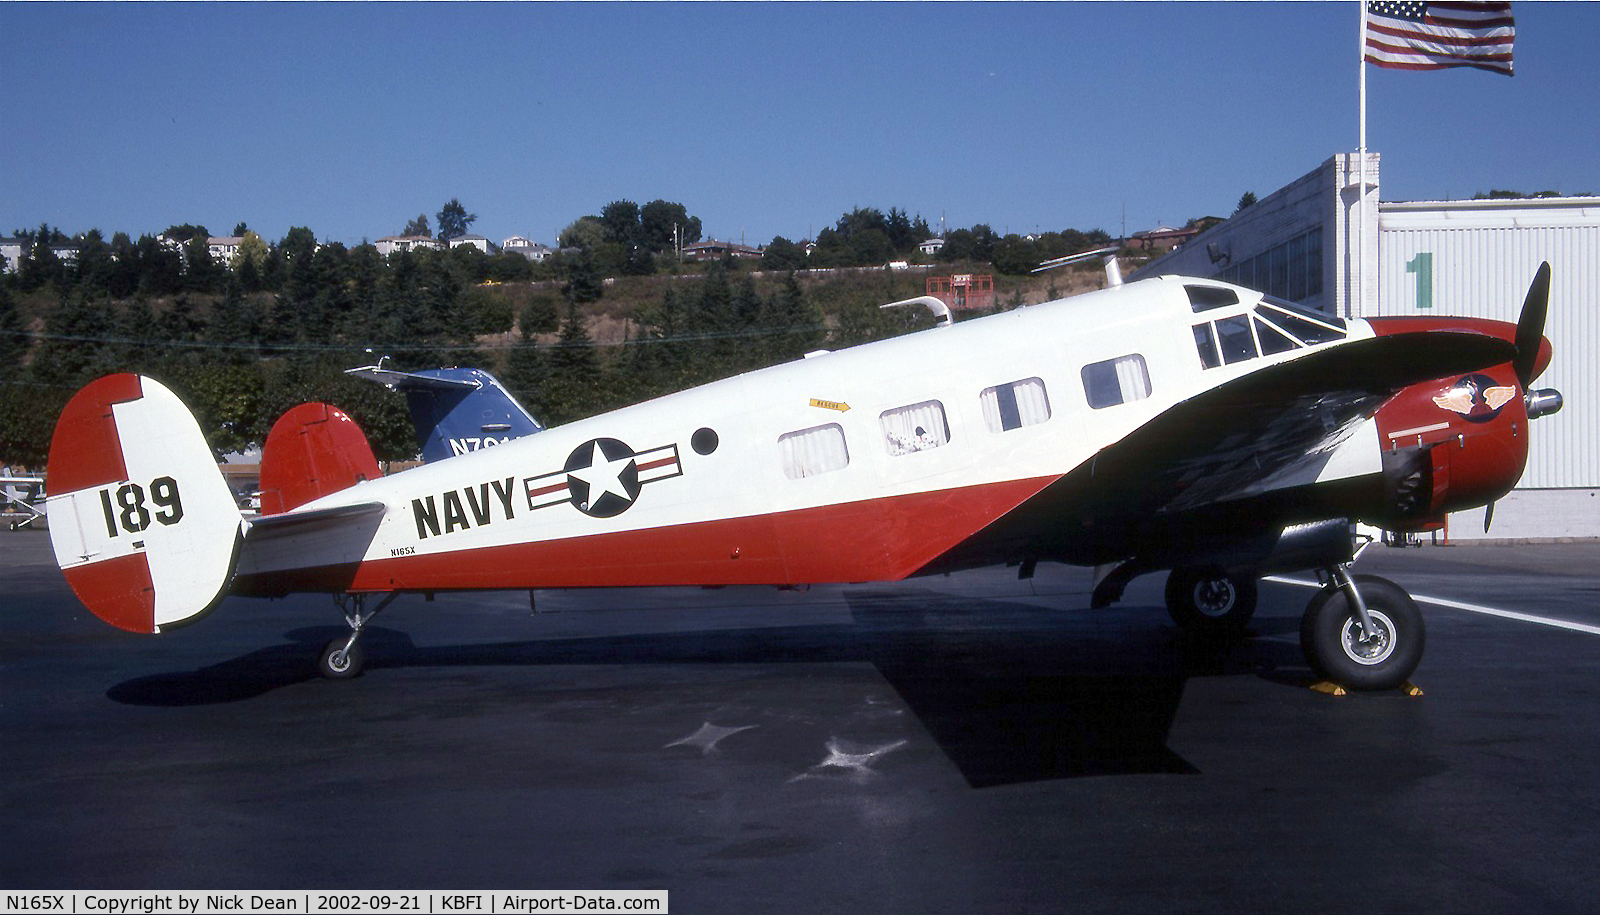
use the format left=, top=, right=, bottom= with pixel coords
left=1367, top=315, right=1557, bottom=531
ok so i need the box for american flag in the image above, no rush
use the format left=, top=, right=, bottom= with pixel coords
left=1365, top=2, right=1515, bottom=75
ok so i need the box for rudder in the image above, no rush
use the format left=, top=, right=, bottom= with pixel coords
left=46, top=374, right=243, bottom=633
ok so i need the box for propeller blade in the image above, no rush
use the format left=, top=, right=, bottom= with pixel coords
left=1484, top=500, right=1496, bottom=534
left=1513, top=262, right=1552, bottom=388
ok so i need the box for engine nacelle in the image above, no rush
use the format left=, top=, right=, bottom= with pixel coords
left=1366, top=315, right=1556, bottom=531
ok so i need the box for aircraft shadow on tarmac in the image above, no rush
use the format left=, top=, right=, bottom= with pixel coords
left=106, top=587, right=1313, bottom=786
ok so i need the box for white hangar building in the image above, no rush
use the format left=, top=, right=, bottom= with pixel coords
left=1136, top=153, right=1600, bottom=541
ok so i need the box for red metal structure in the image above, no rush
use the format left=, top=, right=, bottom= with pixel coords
left=926, top=274, right=994, bottom=311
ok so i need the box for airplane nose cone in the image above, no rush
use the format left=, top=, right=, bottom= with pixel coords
left=1526, top=388, right=1563, bottom=421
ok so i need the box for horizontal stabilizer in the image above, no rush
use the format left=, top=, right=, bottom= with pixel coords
left=345, top=364, right=480, bottom=392
left=244, top=501, right=388, bottom=541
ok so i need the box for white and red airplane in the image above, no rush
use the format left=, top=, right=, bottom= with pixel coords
left=44, top=264, right=1559, bottom=690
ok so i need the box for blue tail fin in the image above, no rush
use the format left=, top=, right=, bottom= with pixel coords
left=346, top=364, right=544, bottom=461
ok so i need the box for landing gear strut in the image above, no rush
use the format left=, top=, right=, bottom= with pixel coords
left=318, top=592, right=399, bottom=679
left=1300, top=568, right=1423, bottom=691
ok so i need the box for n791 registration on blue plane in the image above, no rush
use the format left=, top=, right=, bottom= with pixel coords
left=45, top=264, right=1560, bottom=690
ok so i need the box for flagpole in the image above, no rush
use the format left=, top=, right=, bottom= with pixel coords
left=1357, top=0, right=1368, bottom=320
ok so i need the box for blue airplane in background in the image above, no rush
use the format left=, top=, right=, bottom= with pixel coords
left=346, top=361, right=544, bottom=462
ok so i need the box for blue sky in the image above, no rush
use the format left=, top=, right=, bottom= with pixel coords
left=4, top=2, right=1597, bottom=248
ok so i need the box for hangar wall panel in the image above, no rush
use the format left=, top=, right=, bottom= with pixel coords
left=1377, top=201, right=1600, bottom=489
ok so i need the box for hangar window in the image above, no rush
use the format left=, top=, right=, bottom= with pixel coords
left=881, top=401, right=951, bottom=456
left=779, top=423, right=849, bottom=479
left=980, top=378, right=1051, bottom=432
left=1083, top=354, right=1152, bottom=409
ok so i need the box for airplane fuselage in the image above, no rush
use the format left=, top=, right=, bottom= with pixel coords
left=233, top=277, right=1382, bottom=595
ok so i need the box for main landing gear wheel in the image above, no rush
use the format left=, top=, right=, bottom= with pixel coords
left=1300, top=573, right=1424, bottom=691
left=318, top=638, right=365, bottom=680
left=1165, top=566, right=1257, bottom=634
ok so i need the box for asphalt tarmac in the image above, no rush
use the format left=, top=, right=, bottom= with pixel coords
left=5, top=527, right=1600, bottom=914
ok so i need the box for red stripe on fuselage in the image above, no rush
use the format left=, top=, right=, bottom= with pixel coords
left=232, top=474, right=1060, bottom=596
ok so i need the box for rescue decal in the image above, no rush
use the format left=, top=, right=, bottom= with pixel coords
left=809, top=398, right=851, bottom=412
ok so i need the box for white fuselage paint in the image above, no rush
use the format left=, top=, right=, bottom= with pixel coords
left=236, top=277, right=1382, bottom=578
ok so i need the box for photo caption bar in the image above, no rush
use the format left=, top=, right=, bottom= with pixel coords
left=1, top=892, right=668, bottom=914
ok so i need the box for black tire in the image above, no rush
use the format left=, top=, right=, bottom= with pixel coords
left=1299, top=574, right=1424, bottom=691
left=318, top=638, right=365, bottom=680
left=1165, top=566, right=1258, bottom=633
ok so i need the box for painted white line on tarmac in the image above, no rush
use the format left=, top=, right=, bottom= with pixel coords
left=1264, top=576, right=1600, bottom=638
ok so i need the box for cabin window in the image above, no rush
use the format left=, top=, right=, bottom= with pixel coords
left=1082, top=354, right=1152, bottom=409
left=779, top=423, right=849, bottom=479
left=1215, top=315, right=1258, bottom=364
left=881, top=400, right=951, bottom=456
left=980, top=378, right=1051, bottom=433
left=1193, top=324, right=1221, bottom=370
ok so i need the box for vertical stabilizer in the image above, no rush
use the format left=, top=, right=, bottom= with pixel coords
left=46, top=374, right=243, bottom=633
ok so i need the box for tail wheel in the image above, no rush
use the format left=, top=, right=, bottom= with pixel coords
left=318, top=638, right=365, bottom=680
left=1165, top=566, right=1257, bottom=633
left=1300, top=574, right=1424, bottom=690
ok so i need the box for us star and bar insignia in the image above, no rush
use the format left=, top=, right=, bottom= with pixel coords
left=523, top=437, right=683, bottom=518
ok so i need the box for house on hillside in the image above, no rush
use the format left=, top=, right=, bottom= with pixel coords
left=374, top=235, right=444, bottom=256
left=0, top=238, right=24, bottom=273
left=502, top=237, right=554, bottom=262
left=0, top=237, right=79, bottom=272
left=682, top=239, right=763, bottom=262
left=918, top=237, right=946, bottom=256
left=208, top=236, right=244, bottom=263
left=448, top=234, right=495, bottom=254
left=1127, top=225, right=1197, bottom=253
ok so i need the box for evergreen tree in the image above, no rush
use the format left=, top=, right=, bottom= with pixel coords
left=436, top=199, right=477, bottom=241
left=0, top=285, right=23, bottom=375
left=30, top=289, right=115, bottom=389
left=537, top=298, right=604, bottom=425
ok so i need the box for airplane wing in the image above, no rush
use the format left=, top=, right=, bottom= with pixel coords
left=927, top=330, right=1516, bottom=570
